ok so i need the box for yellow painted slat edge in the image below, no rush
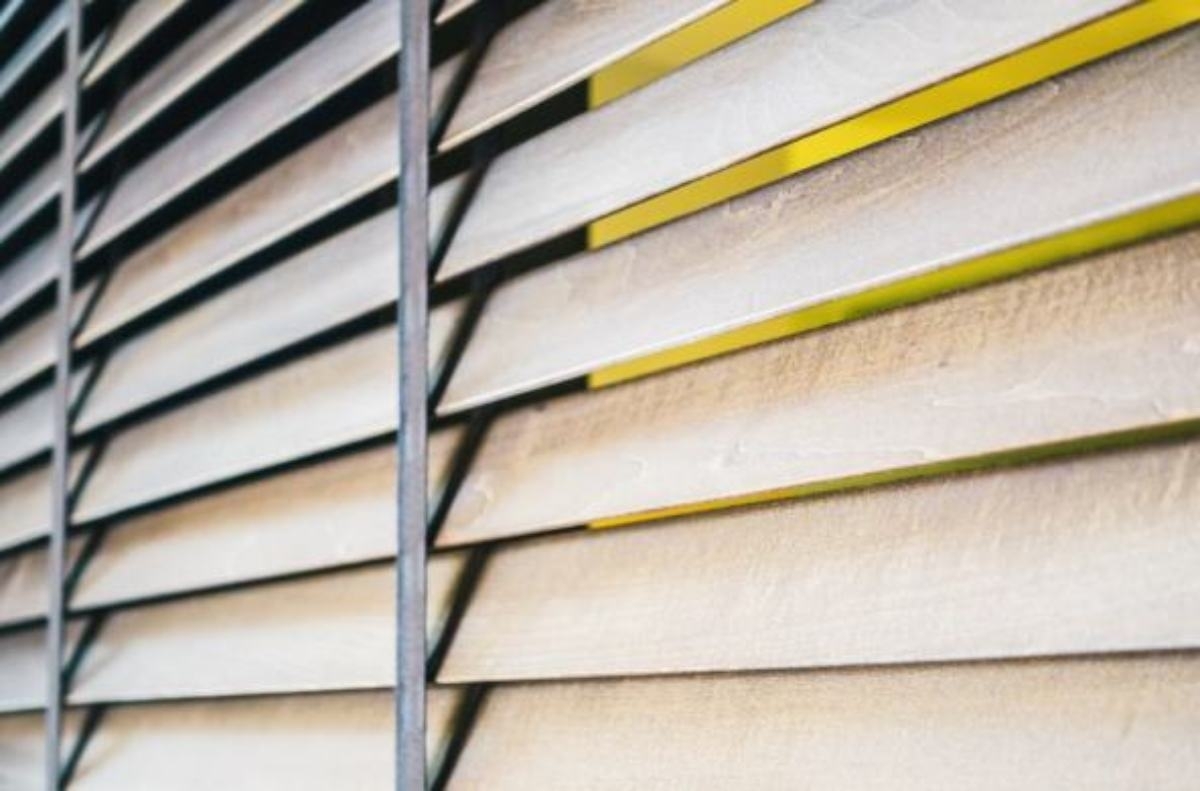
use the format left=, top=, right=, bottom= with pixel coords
left=590, top=420, right=1200, bottom=530
left=588, top=0, right=814, bottom=108
left=587, top=0, right=1200, bottom=248
left=588, top=193, right=1200, bottom=388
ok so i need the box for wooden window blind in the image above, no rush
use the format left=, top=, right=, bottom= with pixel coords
left=0, top=0, right=1197, bottom=788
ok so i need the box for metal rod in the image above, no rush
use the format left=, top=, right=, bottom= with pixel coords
left=396, top=0, right=430, bottom=788
left=47, top=0, right=81, bottom=787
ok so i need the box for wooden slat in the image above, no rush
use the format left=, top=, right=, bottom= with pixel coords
left=435, top=0, right=475, bottom=25
left=71, top=428, right=464, bottom=610
left=70, top=557, right=467, bottom=703
left=442, top=437, right=1200, bottom=683
left=440, top=0, right=731, bottom=150
left=449, top=654, right=1200, bottom=789
left=0, top=452, right=88, bottom=552
left=82, top=0, right=306, bottom=168
left=0, top=150, right=57, bottom=246
left=443, top=29, right=1200, bottom=413
left=0, top=278, right=94, bottom=399
left=76, top=199, right=467, bottom=431
left=0, top=74, right=59, bottom=175
left=0, top=3, right=62, bottom=101
left=0, top=625, right=45, bottom=712
left=77, top=65, right=462, bottom=346
left=0, top=384, right=51, bottom=473
left=436, top=0, right=1139, bottom=280
left=0, top=544, right=45, bottom=627
left=0, top=199, right=99, bottom=325
left=75, top=309, right=461, bottom=522
left=438, top=228, right=1200, bottom=546
left=0, top=712, right=45, bottom=790
left=82, top=0, right=403, bottom=253
left=83, top=0, right=188, bottom=87
left=70, top=689, right=460, bottom=791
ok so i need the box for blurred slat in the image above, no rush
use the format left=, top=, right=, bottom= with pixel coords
left=75, top=308, right=461, bottom=522
left=0, top=278, right=93, bottom=398
left=440, top=0, right=732, bottom=149
left=438, top=228, right=1200, bottom=546
left=0, top=625, right=45, bottom=712
left=449, top=655, right=1200, bottom=790
left=0, top=712, right=45, bottom=790
left=77, top=200, right=467, bottom=431
left=0, top=150, right=57, bottom=246
left=442, top=437, right=1200, bottom=683
left=0, top=384, right=51, bottom=473
left=0, top=199, right=98, bottom=324
left=72, top=428, right=465, bottom=610
left=437, top=0, right=1139, bottom=280
left=70, top=556, right=467, bottom=703
left=0, top=452, right=88, bottom=552
left=83, top=0, right=404, bottom=253
left=78, top=59, right=462, bottom=346
left=443, top=29, right=1200, bottom=413
left=435, top=0, right=475, bottom=25
left=0, top=544, right=45, bottom=627
left=82, top=0, right=306, bottom=168
left=0, top=3, right=62, bottom=101
left=0, top=74, right=59, bottom=175
left=83, top=0, right=189, bottom=87
left=70, top=689, right=460, bottom=791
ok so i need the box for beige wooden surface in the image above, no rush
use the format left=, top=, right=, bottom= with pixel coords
left=77, top=204, right=467, bottom=431
left=443, top=437, right=1200, bottom=683
left=437, top=0, right=1136, bottom=280
left=72, top=429, right=464, bottom=609
left=83, top=0, right=189, bottom=87
left=441, top=0, right=731, bottom=149
left=82, top=0, right=306, bottom=168
left=76, top=303, right=462, bottom=521
left=439, top=229, right=1200, bottom=546
left=0, top=463, right=49, bottom=552
left=0, top=279, right=93, bottom=399
left=443, top=30, right=1200, bottom=413
left=78, top=68, right=462, bottom=347
left=82, top=0, right=403, bottom=253
left=70, top=557, right=465, bottom=703
left=450, top=654, right=1200, bottom=790
left=0, top=544, right=46, bottom=627
left=0, top=712, right=46, bottom=790
left=0, top=626, right=45, bottom=713
left=71, top=689, right=459, bottom=790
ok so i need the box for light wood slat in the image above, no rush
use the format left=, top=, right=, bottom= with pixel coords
left=0, top=625, right=45, bottom=712
left=0, top=384, right=51, bottom=473
left=77, top=62, right=462, bottom=346
left=0, top=452, right=88, bottom=553
left=82, top=0, right=402, bottom=253
left=441, top=0, right=731, bottom=150
left=0, top=3, right=62, bottom=101
left=83, top=0, right=188, bottom=87
left=0, top=544, right=45, bottom=626
left=70, top=689, right=460, bottom=791
left=0, top=278, right=95, bottom=398
left=70, top=556, right=467, bottom=703
left=72, top=428, right=464, bottom=610
left=438, top=228, right=1200, bottom=546
left=450, top=654, right=1200, bottom=790
left=436, top=0, right=475, bottom=25
left=76, top=198, right=467, bottom=431
left=443, top=30, right=1200, bottom=413
left=0, top=712, right=45, bottom=790
left=75, top=309, right=461, bottom=522
left=436, top=0, right=1138, bottom=280
left=442, top=437, right=1200, bottom=683
left=82, top=0, right=306, bottom=168
left=0, top=199, right=99, bottom=325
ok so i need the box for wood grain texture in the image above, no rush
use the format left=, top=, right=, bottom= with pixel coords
left=70, top=557, right=467, bottom=703
left=83, top=0, right=306, bottom=167
left=0, top=625, right=45, bottom=712
left=442, top=437, right=1200, bottom=683
left=82, top=0, right=402, bottom=251
left=441, top=0, right=731, bottom=149
left=450, top=654, right=1200, bottom=790
left=443, top=29, right=1200, bottom=413
left=72, top=428, right=464, bottom=610
left=0, top=544, right=46, bottom=627
left=83, top=0, right=189, bottom=87
left=77, top=63, right=462, bottom=346
left=437, top=0, right=1136, bottom=279
left=76, top=200, right=467, bottom=431
left=71, top=689, right=460, bottom=790
left=75, top=309, right=463, bottom=522
left=438, top=228, right=1200, bottom=546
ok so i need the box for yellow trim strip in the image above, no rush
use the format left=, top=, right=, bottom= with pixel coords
left=588, top=0, right=814, bottom=108
left=590, top=420, right=1200, bottom=530
left=587, top=0, right=1199, bottom=248
left=588, top=193, right=1200, bottom=388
